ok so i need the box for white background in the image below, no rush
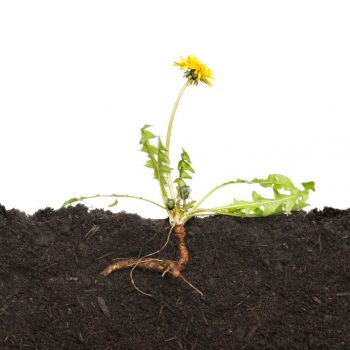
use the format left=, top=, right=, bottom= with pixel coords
left=1, top=1, right=349, bottom=218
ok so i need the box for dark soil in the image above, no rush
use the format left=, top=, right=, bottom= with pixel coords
left=0, top=204, right=349, bottom=350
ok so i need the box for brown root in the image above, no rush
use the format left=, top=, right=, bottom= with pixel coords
left=174, top=224, right=189, bottom=271
left=100, top=257, right=181, bottom=278
left=100, top=224, right=189, bottom=278
left=99, top=224, right=200, bottom=295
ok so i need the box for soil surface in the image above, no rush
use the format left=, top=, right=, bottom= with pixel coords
left=0, top=204, right=349, bottom=350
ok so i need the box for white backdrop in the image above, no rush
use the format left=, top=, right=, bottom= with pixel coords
left=1, top=1, right=349, bottom=218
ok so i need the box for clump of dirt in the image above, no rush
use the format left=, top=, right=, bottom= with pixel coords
left=0, top=204, right=349, bottom=349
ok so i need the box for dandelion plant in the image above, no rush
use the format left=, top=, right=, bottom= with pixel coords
left=62, top=55, right=315, bottom=294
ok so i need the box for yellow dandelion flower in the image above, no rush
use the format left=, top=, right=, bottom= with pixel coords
left=174, top=55, right=213, bottom=86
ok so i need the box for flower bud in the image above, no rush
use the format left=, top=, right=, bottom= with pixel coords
left=179, top=185, right=191, bottom=200
left=166, top=198, right=175, bottom=210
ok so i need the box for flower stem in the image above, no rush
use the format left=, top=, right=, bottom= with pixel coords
left=165, top=80, right=190, bottom=199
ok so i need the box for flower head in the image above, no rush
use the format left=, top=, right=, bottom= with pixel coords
left=174, top=55, right=213, bottom=86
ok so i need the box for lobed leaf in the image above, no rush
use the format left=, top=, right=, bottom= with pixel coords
left=140, top=125, right=171, bottom=199
left=108, top=199, right=119, bottom=207
left=61, top=197, right=79, bottom=207
left=174, top=148, right=195, bottom=187
left=207, top=174, right=315, bottom=217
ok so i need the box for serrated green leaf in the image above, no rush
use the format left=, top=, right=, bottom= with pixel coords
left=159, top=164, right=172, bottom=173
left=254, top=207, right=264, bottom=216
left=264, top=200, right=282, bottom=213
left=252, top=191, right=263, bottom=201
left=181, top=148, right=191, bottom=163
left=140, top=125, right=156, bottom=144
left=284, top=198, right=295, bottom=214
left=61, top=197, right=79, bottom=207
left=145, top=160, right=154, bottom=168
left=180, top=170, right=192, bottom=179
left=198, top=174, right=315, bottom=218
left=174, top=178, right=186, bottom=186
left=174, top=148, right=195, bottom=189
left=139, top=125, right=171, bottom=200
left=141, top=143, right=157, bottom=155
left=158, top=138, right=167, bottom=152
left=302, top=181, right=315, bottom=191
left=178, top=160, right=195, bottom=173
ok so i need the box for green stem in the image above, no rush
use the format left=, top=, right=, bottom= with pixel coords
left=61, top=194, right=166, bottom=210
left=190, top=181, right=235, bottom=211
left=165, top=80, right=190, bottom=200
left=180, top=209, right=243, bottom=224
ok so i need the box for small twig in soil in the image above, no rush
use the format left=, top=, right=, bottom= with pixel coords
left=85, top=225, right=100, bottom=240
left=97, top=296, right=110, bottom=317
left=335, top=292, right=350, bottom=297
left=40, top=262, right=58, bottom=271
